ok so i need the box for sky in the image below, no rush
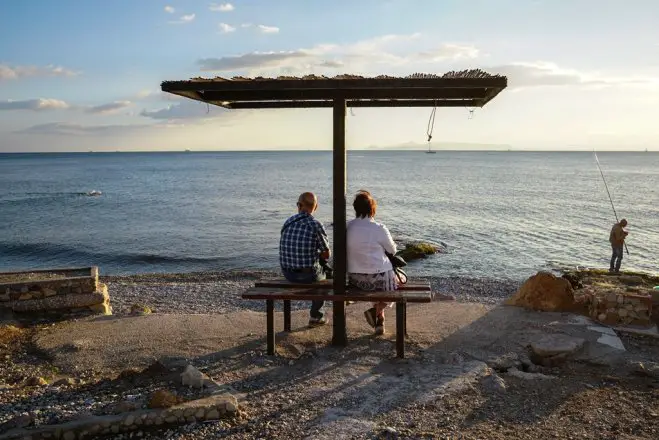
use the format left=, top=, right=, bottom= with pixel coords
left=1, top=0, right=658, bottom=152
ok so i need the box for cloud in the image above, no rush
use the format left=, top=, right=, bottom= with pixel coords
left=257, top=25, right=279, bottom=34
left=164, top=5, right=175, bottom=13
left=489, top=62, right=659, bottom=89
left=195, top=34, right=477, bottom=74
left=140, top=101, right=227, bottom=120
left=0, top=98, right=70, bottom=111
left=169, top=13, right=195, bottom=24
left=133, top=90, right=184, bottom=102
left=219, top=23, right=236, bottom=33
left=18, top=122, right=153, bottom=136
left=209, top=3, right=234, bottom=12
left=0, top=64, right=78, bottom=80
left=415, top=44, right=480, bottom=62
left=317, top=60, right=344, bottom=68
left=198, top=51, right=309, bottom=71
left=85, top=100, right=132, bottom=115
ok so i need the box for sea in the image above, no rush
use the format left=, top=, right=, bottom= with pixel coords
left=0, top=151, right=657, bottom=280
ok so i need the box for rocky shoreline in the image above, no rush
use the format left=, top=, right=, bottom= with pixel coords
left=102, top=270, right=522, bottom=316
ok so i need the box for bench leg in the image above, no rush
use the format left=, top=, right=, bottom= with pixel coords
left=404, top=301, right=408, bottom=338
left=396, top=302, right=405, bottom=358
left=266, top=299, right=275, bottom=355
left=283, top=300, right=291, bottom=332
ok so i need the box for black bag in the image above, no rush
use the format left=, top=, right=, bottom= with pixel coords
left=386, top=252, right=408, bottom=284
left=319, top=257, right=334, bottom=279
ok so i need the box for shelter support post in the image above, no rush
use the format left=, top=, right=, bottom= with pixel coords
left=331, top=95, right=348, bottom=347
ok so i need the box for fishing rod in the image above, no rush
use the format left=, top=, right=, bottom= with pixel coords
left=594, top=151, right=629, bottom=255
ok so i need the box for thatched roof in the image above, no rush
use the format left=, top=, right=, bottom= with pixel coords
left=161, top=69, right=507, bottom=109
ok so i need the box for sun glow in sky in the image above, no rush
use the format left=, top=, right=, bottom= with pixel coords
left=1, top=0, right=658, bottom=152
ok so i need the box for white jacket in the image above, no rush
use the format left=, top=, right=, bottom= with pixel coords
left=347, top=217, right=397, bottom=274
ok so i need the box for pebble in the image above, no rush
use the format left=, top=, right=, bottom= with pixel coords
left=104, top=271, right=521, bottom=317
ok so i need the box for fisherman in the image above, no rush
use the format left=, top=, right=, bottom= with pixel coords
left=609, top=219, right=628, bottom=273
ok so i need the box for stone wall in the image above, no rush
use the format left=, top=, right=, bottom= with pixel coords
left=583, top=290, right=653, bottom=327
left=0, top=394, right=239, bottom=440
left=0, top=267, right=111, bottom=316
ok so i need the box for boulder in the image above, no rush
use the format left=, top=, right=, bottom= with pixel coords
left=181, top=365, right=210, bottom=388
left=505, top=272, right=575, bottom=312
left=618, top=275, right=644, bottom=286
left=0, top=414, right=33, bottom=434
left=530, top=335, right=585, bottom=357
left=630, top=361, right=659, bottom=379
left=486, top=353, right=521, bottom=372
left=25, top=376, right=48, bottom=387
left=130, top=303, right=152, bottom=315
left=397, top=242, right=439, bottom=262
left=507, top=367, right=556, bottom=380
left=480, top=372, right=507, bottom=393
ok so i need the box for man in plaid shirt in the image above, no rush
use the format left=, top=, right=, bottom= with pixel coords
left=280, top=192, right=331, bottom=325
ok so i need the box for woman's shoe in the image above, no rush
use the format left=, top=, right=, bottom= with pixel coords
left=364, top=308, right=377, bottom=328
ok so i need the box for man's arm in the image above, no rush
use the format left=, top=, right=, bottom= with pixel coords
left=316, top=222, right=331, bottom=260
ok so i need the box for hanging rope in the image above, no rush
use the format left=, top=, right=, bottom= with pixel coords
left=426, top=101, right=437, bottom=142
left=466, top=107, right=474, bottom=120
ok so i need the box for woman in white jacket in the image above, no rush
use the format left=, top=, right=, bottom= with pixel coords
left=347, top=190, right=397, bottom=335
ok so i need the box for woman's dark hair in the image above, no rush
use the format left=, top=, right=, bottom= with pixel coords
left=353, top=190, right=377, bottom=218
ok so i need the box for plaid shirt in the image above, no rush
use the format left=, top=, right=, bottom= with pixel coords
left=279, top=212, right=330, bottom=269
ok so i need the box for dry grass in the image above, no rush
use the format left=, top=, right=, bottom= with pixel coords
left=0, top=325, right=24, bottom=345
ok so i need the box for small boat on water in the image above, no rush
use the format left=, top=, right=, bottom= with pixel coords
left=86, top=190, right=102, bottom=197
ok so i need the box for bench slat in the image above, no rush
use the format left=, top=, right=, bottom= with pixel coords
left=242, top=287, right=432, bottom=303
left=254, top=280, right=431, bottom=291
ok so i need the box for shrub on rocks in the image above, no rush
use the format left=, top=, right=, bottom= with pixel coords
left=130, top=303, right=152, bottom=315
left=148, top=389, right=184, bottom=409
left=0, top=324, right=23, bottom=345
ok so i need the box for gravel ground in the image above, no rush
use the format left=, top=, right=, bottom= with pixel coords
left=103, top=270, right=521, bottom=316
left=7, top=270, right=659, bottom=440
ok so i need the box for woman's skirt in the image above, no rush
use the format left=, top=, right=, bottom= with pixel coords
left=348, top=270, right=397, bottom=308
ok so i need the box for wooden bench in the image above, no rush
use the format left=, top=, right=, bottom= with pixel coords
left=242, top=281, right=433, bottom=358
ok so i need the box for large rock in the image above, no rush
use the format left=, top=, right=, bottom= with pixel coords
left=12, top=284, right=109, bottom=313
left=618, top=275, right=644, bottom=286
left=530, top=335, right=585, bottom=357
left=505, top=272, right=575, bottom=312
left=397, top=242, right=440, bottom=262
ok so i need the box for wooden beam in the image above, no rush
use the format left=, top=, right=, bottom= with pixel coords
left=162, top=77, right=507, bottom=92
left=480, top=86, right=504, bottom=107
left=224, top=99, right=482, bottom=109
left=332, top=95, right=347, bottom=347
left=198, top=87, right=488, bottom=102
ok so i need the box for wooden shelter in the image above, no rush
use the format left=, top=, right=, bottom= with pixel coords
left=161, top=70, right=507, bottom=346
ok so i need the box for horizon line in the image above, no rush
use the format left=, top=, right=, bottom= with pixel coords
left=0, top=148, right=656, bottom=154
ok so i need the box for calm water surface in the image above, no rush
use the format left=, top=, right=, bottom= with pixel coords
left=0, top=151, right=657, bottom=279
